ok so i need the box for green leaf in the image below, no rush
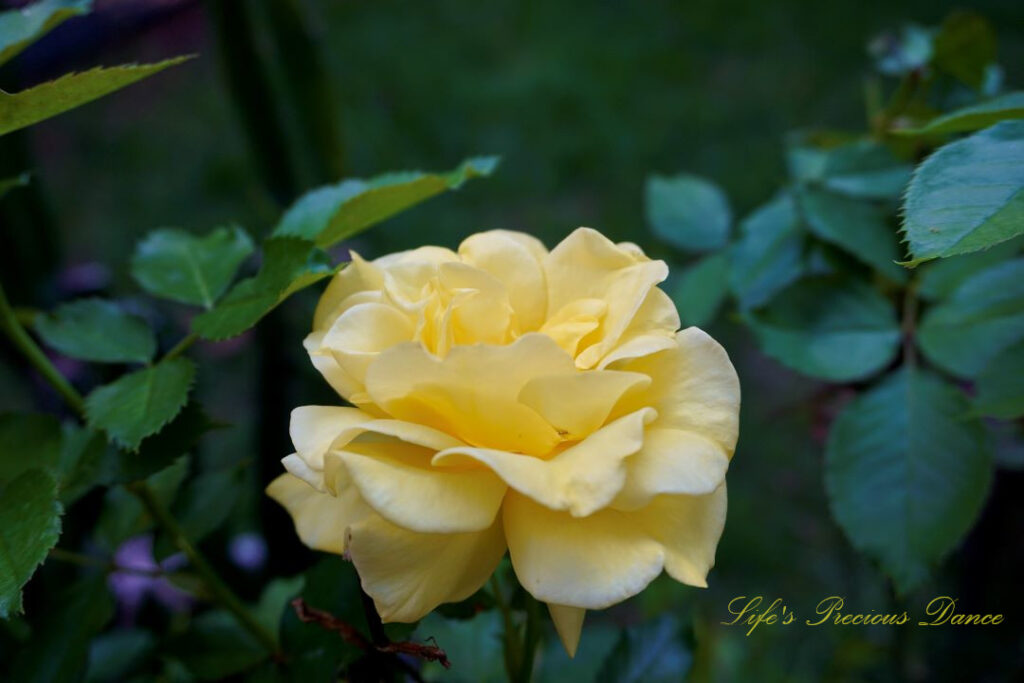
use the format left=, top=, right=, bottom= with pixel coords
left=34, top=298, right=155, bottom=364
left=0, top=413, right=62, bottom=485
left=106, top=402, right=214, bottom=484
left=917, top=235, right=1021, bottom=300
left=154, top=465, right=243, bottom=558
left=895, top=91, right=1024, bottom=136
left=131, top=226, right=254, bottom=308
left=973, top=342, right=1024, bottom=419
left=415, top=611, right=504, bottom=683
left=745, top=277, right=900, bottom=381
left=94, top=457, right=188, bottom=551
left=169, top=610, right=267, bottom=680
left=798, top=187, right=906, bottom=281
left=0, top=172, right=29, bottom=199
left=254, top=576, right=305, bottom=643
left=0, top=56, right=190, bottom=137
left=0, top=468, right=62, bottom=618
left=671, top=252, right=729, bottom=327
left=596, top=616, right=693, bottom=683
left=918, top=258, right=1024, bottom=377
left=787, top=136, right=912, bottom=200
left=55, top=423, right=108, bottom=504
left=728, top=191, right=805, bottom=310
left=645, top=174, right=731, bottom=251
left=85, top=629, right=155, bottom=683
left=274, top=156, right=499, bottom=248
left=84, top=358, right=196, bottom=450
left=932, top=11, right=996, bottom=90
left=0, top=0, right=91, bottom=68
left=825, top=367, right=992, bottom=593
left=535, top=621, right=619, bottom=683
left=192, top=237, right=336, bottom=340
left=902, top=121, right=1024, bottom=264
left=8, top=575, right=114, bottom=682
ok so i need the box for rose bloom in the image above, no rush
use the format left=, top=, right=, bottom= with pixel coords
left=268, top=228, right=739, bottom=655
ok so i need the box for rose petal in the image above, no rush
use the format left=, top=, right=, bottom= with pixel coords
left=459, top=230, right=549, bottom=332
left=518, top=370, right=650, bottom=439
left=313, top=252, right=385, bottom=330
left=290, top=405, right=373, bottom=470
left=548, top=604, right=586, bottom=658
left=266, top=473, right=371, bottom=554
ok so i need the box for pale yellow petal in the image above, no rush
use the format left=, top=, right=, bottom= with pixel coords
left=313, top=252, right=384, bottom=330
left=611, top=428, right=730, bottom=510
left=337, top=419, right=465, bottom=451
left=364, top=333, right=573, bottom=455
left=266, top=473, right=371, bottom=554
left=539, top=299, right=607, bottom=357
left=322, top=302, right=417, bottom=392
left=518, top=370, right=650, bottom=439
left=548, top=604, right=586, bottom=658
left=290, top=405, right=372, bottom=470
left=348, top=513, right=507, bottom=622
left=595, top=287, right=680, bottom=368
left=503, top=486, right=726, bottom=608
left=433, top=408, right=655, bottom=517
left=612, top=328, right=740, bottom=455
left=438, top=262, right=516, bottom=346
left=304, top=331, right=360, bottom=401
left=336, top=446, right=507, bottom=533
left=458, top=231, right=548, bottom=332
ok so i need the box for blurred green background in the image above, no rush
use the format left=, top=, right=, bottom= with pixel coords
left=2, top=0, right=1023, bottom=681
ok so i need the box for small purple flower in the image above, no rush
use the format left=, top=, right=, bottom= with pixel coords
left=228, top=532, right=268, bottom=572
left=108, top=535, right=192, bottom=621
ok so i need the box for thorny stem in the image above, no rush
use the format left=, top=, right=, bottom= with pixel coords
left=0, top=280, right=85, bottom=416
left=127, top=481, right=281, bottom=657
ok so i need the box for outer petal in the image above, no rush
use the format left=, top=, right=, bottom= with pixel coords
left=459, top=230, right=549, bottom=332
left=348, top=512, right=507, bottom=623
left=611, top=428, right=730, bottom=510
left=290, top=405, right=373, bottom=470
left=613, top=327, right=741, bottom=455
left=313, top=253, right=384, bottom=330
left=503, top=485, right=726, bottom=608
left=433, top=408, right=655, bottom=517
left=321, top=303, right=417, bottom=395
left=364, top=333, right=574, bottom=455
left=336, top=445, right=507, bottom=533
left=548, top=604, right=586, bottom=658
left=266, top=473, right=371, bottom=554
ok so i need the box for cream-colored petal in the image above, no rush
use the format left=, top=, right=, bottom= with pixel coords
left=282, top=453, right=325, bottom=491
left=322, top=302, right=417, bottom=393
left=548, top=604, right=586, bottom=658
left=433, top=408, right=655, bottom=517
left=503, top=485, right=726, bottom=608
left=290, top=405, right=372, bottom=469
left=613, top=328, right=740, bottom=455
left=612, top=428, right=730, bottom=510
left=595, top=288, right=680, bottom=368
left=518, top=370, right=650, bottom=439
left=348, top=512, right=507, bottom=622
left=337, top=419, right=465, bottom=451
left=266, top=473, right=371, bottom=554
left=313, top=253, right=384, bottom=330
left=458, top=231, right=548, bottom=332
left=364, top=333, right=574, bottom=455
left=438, top=262, right=516, bottom=346
left=337, top=447, right=507, bottom=533
left=304, top=331, right=360, bottom=401
left=539, top=298, right=607, bottom=357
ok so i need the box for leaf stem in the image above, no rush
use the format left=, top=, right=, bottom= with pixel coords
left=127, top=481, right=281, bottom=657
left=163, top=331, right=198, bottom=361
left=0, top=280, right=85, bottom=416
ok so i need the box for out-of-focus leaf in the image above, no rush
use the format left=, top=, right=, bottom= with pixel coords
left=868, top=24, right=933, bottom=77
left=85, top=629, right=155, bottom=683
left=902, top=122, right=1024, bottom=264
left=154, top=465, right=244, bottom=558
left=0, top=172, right=29, bottom=198
left=645, top=173, right=731, bottom=251
left=34, top=298, right=155, bottom=364
left=0, top=57, right=190, bottom=137
left=0, top=468, right=62, bottom=618
left=416, top=611, right=504, bottom=683
left=932, top=11, right=997, bottom=90
left=168, top=610, right=267, bottom=680
left=536, top=621, right=619, bottom=683
left=84, top=358, right=195, bottom=450
left=56, top=423, right=108, bottom=504
left=895, top=91, right=1024, bottom=136
left=596, top=615, right=693, bottom=683
left=8, top=575, right=114, bottom=682
left=0, top=0, right=91, bottom=68
left=973, top=341, right=1024, bottom=419
left=745, top=277, right=900, bottom=381
left=671, top=252, right=729, bottom=327
left=94, top=457, right=188, bottom=551
left=918, top=258, right=1024, bottom=377
left=0, top=413, right=61, bottom=484
left=106, top=402, right=214, bottom=484
left=274, top=156, right=499, bottom=248
left=254, top=576, right=305, bottom=643
left=192, top=237, right=336, bottom=340
left=787, top=136, right=911, bottom=200
left=825, top=367, right=992, bottom=593
left=131, top=226, right=254, bottom=308
left=798, top=187, right=906, bottom=281
left=917, top=236, right=1021, bottom=300
left=729, top=191, right=805, bottom=310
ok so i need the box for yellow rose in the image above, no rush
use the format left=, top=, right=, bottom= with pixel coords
left=267, top=227, right=740, bottom=655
